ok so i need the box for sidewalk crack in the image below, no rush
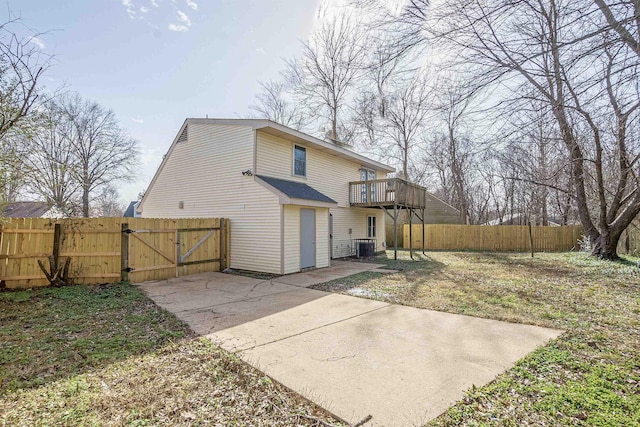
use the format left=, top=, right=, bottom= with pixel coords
left=236, top=303, right=391, bottom=352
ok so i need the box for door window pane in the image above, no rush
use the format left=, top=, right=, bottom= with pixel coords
left=360, top=168, right=376, bottom=202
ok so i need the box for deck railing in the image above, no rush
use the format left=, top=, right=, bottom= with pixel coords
left=348, top=178, right=427, bottom=209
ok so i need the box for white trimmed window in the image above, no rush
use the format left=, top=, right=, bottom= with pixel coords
left=294, top=145, right=306, bottom=177
left=367, top=215, right=376, bottom=238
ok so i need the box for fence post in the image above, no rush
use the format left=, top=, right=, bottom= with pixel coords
left=175, top=228, right=180, bottom=278
left=121, top=223, right=129, bottom=282
left=220, top=218, right=228, bottom=270
left=528, top=221, right=534, bottom=257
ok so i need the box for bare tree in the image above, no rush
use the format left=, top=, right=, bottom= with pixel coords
left=0, top=18, right=51, bottom=205
left=351, top=33, right=418, bottom=150
left=92, top=184, right=125, bottom=217
left=58, top=93, right=139, bottom=217
left=424, top=132, right=479, bottom=222
left=496, top=101, right=579, bottom=226
left=286, top=14, right=366, bottom=143
left=433, top=80, right=481, bottom=223
left=374, top=0, right=640, bottom=259
left=0, top=18, right=50, bottom=139
left=248, top=80, right=308, bottom=130
left=23, top=101, right=80, bottom=215
left=380, top=75, right=432, bottom=179
left=594, top=0, right=640, bottom=56
left=0, top=131, right=29, bottom=201
left=351, top=90, right=380, bottom=148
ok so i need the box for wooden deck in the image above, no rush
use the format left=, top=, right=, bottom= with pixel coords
left=349, top=178, right=427, bottom=209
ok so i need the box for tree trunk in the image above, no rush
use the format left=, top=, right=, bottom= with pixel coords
left=539, top=138, right=549, bottom=226
left=402, top=139, right=408, bottom=178
left=591, top=229, right=622, bottom=260
left=82, top=186, right=90, bottom=217
left=331, top=105, right=338, bottom=141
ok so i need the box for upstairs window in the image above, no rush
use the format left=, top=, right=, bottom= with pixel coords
left=294, top=145, right=306, bottom=177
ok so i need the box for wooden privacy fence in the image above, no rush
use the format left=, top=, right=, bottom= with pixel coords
left=618, top=225, right=640, bottom=256
left=1, top=217, right=229, bottom=289
left=403, top=224, right=584, bottom=252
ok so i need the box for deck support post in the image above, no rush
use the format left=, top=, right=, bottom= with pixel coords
left=347, top=178, right=430, bottom=261
left=409, top=206, right=413, bottom=260
left=393, top=205, right=398, bottom=260
left=422, top=207, right=426, bottom=255
left=382, top=205, right=400, bottom=260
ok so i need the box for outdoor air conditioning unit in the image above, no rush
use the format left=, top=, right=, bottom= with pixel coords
left=354, top=239, right=375, bottom=258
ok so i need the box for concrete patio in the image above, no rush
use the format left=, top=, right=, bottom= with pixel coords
left=138, top=260, right=562, bottom=426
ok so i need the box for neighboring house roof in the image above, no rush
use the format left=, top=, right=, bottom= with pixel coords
left=256, top=175, right=337, bottom=204
left=485, top=214, right=563, bottom=226
left=123, top=201, right=138, bottom=217
left=1, top=201, right=52, bottom=218
left=424, top=191, right=461, bottom=215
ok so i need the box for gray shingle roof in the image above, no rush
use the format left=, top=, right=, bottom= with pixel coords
left=2, top=201, right=51, bottom=218
left=123, top=201, right=137, bottom=217
left=257, top=175, right=337, bottom=204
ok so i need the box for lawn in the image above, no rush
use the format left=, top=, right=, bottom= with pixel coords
left=312, top=251, right=640, bottom=426
left=0, top=282, right=341, bottom=426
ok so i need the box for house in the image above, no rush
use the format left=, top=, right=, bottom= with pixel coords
left=123, top=201, right=141, bottom=218
left=384, top=192, right=463, bottom=247
left=1, top=201, right=61, bottom=218
left=139, top=118, right=431, bottom=274
left=485, top=214, right=564, bottom=226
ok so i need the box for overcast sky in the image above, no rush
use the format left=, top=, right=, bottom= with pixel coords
left=4, top=0, right=320, bottom=203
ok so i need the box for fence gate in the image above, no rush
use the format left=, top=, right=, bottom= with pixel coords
left=121, top=218, right=227, bottom=282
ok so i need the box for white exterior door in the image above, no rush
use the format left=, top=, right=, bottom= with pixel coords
left=300, top=209, right=316, bottom=268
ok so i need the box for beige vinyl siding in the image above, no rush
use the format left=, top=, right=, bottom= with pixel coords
left=256, top=131, right=390, bottom=207
left=283, top=205, right=330, bottom=274
left=283, top=205, right=299, bottom=274
left=315, top=208, right=330, bottom=268
left=256, top=131, right=387, bottom=258
left=141, top=124, right=282, bottom=274
left=331, top=207, right=385, bottom=258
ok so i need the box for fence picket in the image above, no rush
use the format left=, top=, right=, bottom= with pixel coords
left=403, top=224, right=585, bottom=252
left=0, top=217, right=228, bottom=289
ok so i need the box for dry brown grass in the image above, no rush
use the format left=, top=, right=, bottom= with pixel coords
left=0, top=283, right=343, bottom=426
left=313, top=251, right=640, bottom=426
left=2, top=339, right=340, bottom=426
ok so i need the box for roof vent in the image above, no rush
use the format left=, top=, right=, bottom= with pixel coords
left=177, top=125, right=188, bottom=143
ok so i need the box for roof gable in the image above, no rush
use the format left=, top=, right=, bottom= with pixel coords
left=139, top=118, right=394, bottom=212
left=186, top=118, right=394, bottom=173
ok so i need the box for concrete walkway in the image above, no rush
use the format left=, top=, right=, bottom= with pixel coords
left=138, top=261, right=562, bottom=426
